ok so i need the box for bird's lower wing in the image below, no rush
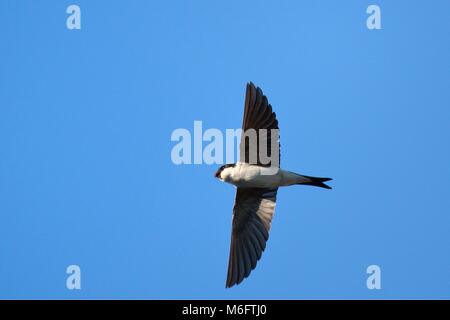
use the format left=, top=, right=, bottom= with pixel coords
left=226, top=187, right=278, bottom=288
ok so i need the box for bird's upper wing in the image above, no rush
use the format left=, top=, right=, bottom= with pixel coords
left=226, top=187, right=278, bottom=288
left=239, top=82, right=280, bottom=167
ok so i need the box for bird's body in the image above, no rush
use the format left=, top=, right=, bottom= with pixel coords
left=215, top=82, right=332, bottom=288
left=219, top=163, right=321, bottom=189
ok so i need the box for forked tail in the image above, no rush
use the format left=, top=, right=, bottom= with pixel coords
left=299, top=175, right=332, bottom=189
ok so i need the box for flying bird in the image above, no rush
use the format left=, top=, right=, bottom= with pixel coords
left=215, top=82, right=332, bottom=288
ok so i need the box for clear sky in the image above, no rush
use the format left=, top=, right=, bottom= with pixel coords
left=1, top=1, right=449, bottom=299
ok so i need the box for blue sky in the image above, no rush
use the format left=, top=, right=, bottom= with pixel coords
left=1, top=1, right=449, bottom=299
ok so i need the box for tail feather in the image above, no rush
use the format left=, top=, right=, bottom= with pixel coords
left=300, top=175, right=332, bottom=189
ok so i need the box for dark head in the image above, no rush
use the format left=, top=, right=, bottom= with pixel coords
left=214, top=164, right=235, bottom=180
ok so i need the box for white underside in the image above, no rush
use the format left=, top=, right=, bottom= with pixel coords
left=221, top=162, right=309, bottom=188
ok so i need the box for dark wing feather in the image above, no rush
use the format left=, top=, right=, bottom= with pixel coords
left=239, top=82, right=280, bottom=167
left=226, top=187, right=278, bottom=288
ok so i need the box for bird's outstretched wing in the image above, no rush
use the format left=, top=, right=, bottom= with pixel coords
left=226, top=82, right=280, bottom=288
left=239, top=82, right=280, bottom=167
left=226, top=187, right=278, bottom=288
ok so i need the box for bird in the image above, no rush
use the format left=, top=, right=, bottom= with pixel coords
left=215, top=82, right=332, bottom=288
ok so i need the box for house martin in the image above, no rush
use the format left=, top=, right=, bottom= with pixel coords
left=215, top=82, right=332, bottom=288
